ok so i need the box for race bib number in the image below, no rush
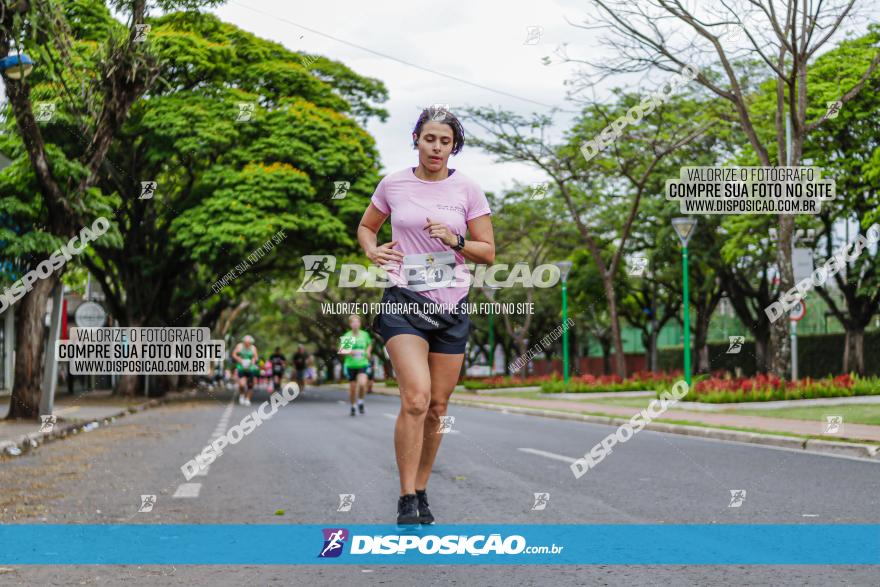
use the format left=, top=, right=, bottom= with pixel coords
left=241, top=359, right=251, bottom=368
left=352, top=349, right=364, bottom=359
left=403, top=251, right=456, bottom=292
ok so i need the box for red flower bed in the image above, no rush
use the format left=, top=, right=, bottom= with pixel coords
left=675, top=373, right=873, bottom=403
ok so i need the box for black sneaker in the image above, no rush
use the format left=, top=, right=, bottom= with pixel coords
left=415, top=489, right=434, bottom=524
left=358, top=403, right=365, bottom=414
left=396, top=494, right=419, bottom=525
left=350, top=406, right=356, bottom=417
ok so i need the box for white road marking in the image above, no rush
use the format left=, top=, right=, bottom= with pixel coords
left=518, top=447, right=578, bottom=464
left=176, top=399, right=234, bottom=496
left=802, top=514, right=819, bottom=517
left=173, top=483, right=201, bottom=498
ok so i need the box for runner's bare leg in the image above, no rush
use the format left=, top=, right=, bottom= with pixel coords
left=387, top=335, right=431, bottom=495
left=415, top=352, right=464, bottom=490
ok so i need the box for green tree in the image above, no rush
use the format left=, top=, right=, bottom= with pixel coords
left=78, top=11, right=387, bottom=393
left=584, top=0, right=880, bottom=378
left=1, top=0, right=161, bottom=417
left=802, top=26, right=880, bottom=374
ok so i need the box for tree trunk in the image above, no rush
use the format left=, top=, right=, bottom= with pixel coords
left=698, top=343, right=710, bottom=374
left=603, top=276, right=627, bottom=378
left=694, top=311, right=712, bottom=374
left=514, top=338, right=528, bottom=379
left=115, top=373, right=140, bottom=396
left=6, top=274, right=58, bottom=420
left=114, top=315, right=143, bottom=396
left=843, top=327, right=865, bottom=375
left=640, top=330, right=651, bottom=374
left=770, top=217, right=795, bottom=377
left=600, top=337, right=612, bottom=375
left=754, top=333, right=770, bottom=375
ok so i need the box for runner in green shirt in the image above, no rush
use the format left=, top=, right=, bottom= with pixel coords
left=338, top=315, right=372, bottom=417
left=232, top=335, right=260, bottom=406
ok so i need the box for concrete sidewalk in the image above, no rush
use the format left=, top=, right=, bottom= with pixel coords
left=451, top=393, right=880, bottom=442
left=373, top=384, right=880, bottom=460
left=0, top=389, right=199, bottom=456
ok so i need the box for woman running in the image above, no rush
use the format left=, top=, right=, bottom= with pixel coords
left=337, top=315, right=372, bottom=417
left=357, top=105, right=494, bottom=525
left=231, top=335, right=260, bottom=405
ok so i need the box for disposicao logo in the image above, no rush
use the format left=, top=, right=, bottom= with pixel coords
left=318, top=528, right=349, bottom=558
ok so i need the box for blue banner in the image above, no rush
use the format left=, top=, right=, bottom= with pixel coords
left=1, top=524, right=877, bottom=565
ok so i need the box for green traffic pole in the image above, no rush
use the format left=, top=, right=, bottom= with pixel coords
left=682, top=246, right=692, bottom=388
left=488, top=306, right=495, bottom=375
left=562, top=280, right=569, bottom=384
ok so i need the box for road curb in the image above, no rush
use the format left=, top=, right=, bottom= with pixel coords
left=372, top=389, right=880, bottom=462
left=0, top=389, right=201, bottom=458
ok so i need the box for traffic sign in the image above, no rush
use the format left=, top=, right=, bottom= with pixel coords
left=75, top=301, right=106, bottom=327
left=789, top=300, right=806, bottom=322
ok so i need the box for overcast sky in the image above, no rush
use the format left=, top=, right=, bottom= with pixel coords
left=213, top=0, right=596, bottom=195
left=211, top=1, right=874, bottom=197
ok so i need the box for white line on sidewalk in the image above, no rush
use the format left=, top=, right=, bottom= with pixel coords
left=173, top=483, right=201, bottom=498
left=518, top=447, right=578, bottom=464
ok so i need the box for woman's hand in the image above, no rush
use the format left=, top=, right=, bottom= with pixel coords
left=423, top=217, right=457, bottom=247
left=366, top=240, right=404, bottom=266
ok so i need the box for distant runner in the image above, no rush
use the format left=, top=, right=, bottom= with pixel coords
left=269, top=347, right=286, bottom=391
left=337, top=315, right=372, bottom=417
left=292, top=344, right=309, bottom=393
left=232, top=335, right=260, bottom=406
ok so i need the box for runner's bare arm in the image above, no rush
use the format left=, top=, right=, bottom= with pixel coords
left=462, top=214, right=495, bottom=264
left=358, top=204, right=404, bottom=266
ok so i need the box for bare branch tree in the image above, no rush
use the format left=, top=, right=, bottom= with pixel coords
left=578, top=0, right=880, bottom=376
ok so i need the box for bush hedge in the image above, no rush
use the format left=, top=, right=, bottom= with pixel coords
left=461, top=375, right=551, bottom=390
left=655, top=373, right=880, bottom=403
left=658, top=331, right=880, bottom=378
left=539, top=371, right=682, bottom=394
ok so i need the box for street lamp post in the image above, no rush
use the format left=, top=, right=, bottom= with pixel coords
left=554, top=261, right=573, bottom=384
left=671, top=217, right=698, bottom=389
left=482, top=285, right=499, bottom=375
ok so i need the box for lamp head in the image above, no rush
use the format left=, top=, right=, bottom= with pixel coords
left=671, top=217, right=698, bottom=247
left=554, top=260, right=573, bottom=282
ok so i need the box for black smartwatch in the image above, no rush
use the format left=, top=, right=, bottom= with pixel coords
left=451, top=233, right=465, bottom=251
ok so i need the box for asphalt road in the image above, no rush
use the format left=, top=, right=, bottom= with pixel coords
left=1, top=383, right=878, bottom=586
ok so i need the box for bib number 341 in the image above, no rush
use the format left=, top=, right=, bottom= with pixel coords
left=403, top=251, right=456, bottom=292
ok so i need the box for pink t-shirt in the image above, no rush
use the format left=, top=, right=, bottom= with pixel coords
left=370, top=167, right=491, bottom=306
